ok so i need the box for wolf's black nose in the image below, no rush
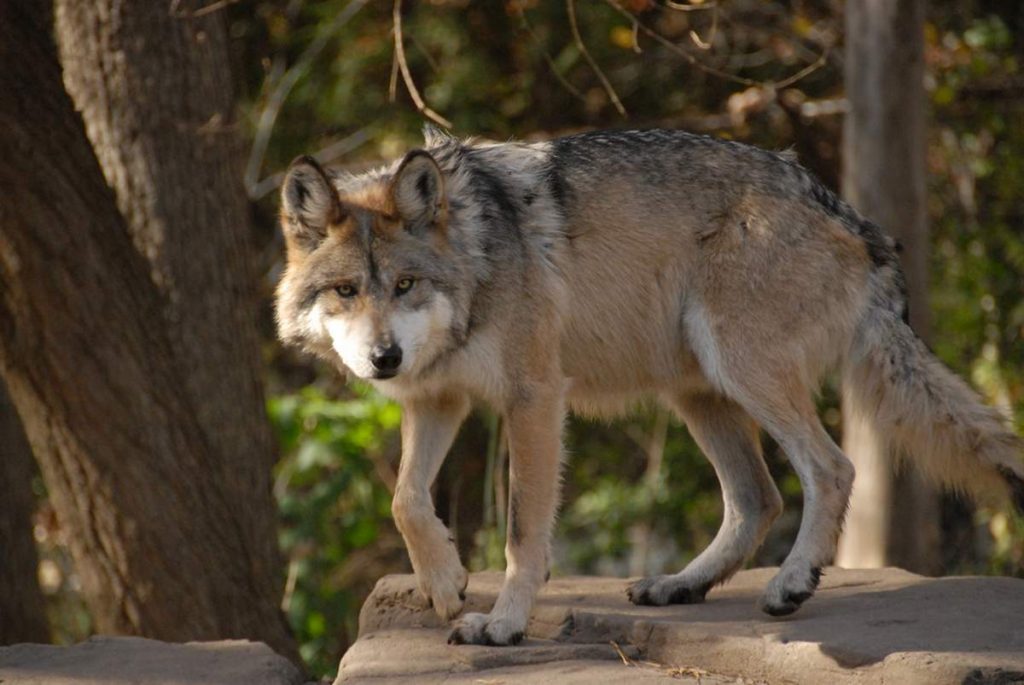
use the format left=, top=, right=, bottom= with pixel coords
left=370, top=344, right=403, bottom=372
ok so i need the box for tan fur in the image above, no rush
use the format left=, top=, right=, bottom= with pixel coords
left=275, top=130, right=1023, bottom=645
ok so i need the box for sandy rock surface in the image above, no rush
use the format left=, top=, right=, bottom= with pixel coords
left=0, top=635, right=306, bottom=685
left=337, top=567, right=1024, bottom=684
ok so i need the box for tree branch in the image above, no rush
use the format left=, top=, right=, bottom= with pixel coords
left=392, top=0, right=453, bottom=129
left=604, top=0, right=829, bottom=90
left=515, top=7, right=587, bottom=104
left=567, top=0, right=627, bottom=118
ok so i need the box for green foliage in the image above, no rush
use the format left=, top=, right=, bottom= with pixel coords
left=561, top=412, right=710, bottom=573
left=269, top=386, right=400, bottom=677
left=928, top=13, right=1024, bottom=574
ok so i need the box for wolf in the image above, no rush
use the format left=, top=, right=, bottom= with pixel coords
left=275, top=127, right=1024, bottom=646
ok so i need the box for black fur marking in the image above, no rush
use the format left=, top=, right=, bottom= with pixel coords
left=360, top=221, right=380, bottom=285
left=545, top=138, right=571, bottom=210
left=788, top=589, right=815, bottom=605
left=289, top=178, right=309, bottom=212
left=447, top=630, right=465, bottom=645
left=627, top=577, right=710, bottom=606
left=367, top=249, right=380, bottom=285
left=996, top=465, right=1024, bottom=515
left=809, top=566, right=823, bottom=589
left=415, top=170, right=430, bottom=199
left=665, top=582, right=711, bottom=605
left=782, top=589, right=815, bottom=602
left=458, top=590, right=466, bottom=601
left=809, top=180, right=843, bottom=218
left=463, top=150, right=521, bottom=228
left=854, top=220, right=899, bottom=271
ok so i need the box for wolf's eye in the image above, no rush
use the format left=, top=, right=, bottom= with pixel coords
left=336, top=283, right=357, bottom=298
left=395, top=278, right=415, bottom=296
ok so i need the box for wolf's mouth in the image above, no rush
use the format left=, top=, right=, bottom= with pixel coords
left=372, top=369, right=399, bottom=380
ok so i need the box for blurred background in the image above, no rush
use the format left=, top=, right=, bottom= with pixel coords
left=1, top=0, right=1022, bottom=680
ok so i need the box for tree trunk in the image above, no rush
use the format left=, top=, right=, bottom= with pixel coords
left=0, top=3, right=297, bottom=661
left=836, top=0, right=941, bottom=574
left=53, top=0, right=280, bottom=552
left=0, top=380, right=49, bottom=645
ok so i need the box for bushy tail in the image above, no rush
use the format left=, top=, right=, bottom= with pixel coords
left=843, top=297, right=1024, bottom=514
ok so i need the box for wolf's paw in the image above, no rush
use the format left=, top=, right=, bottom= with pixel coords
left=760, top=565, right=822, bottom=617
left=418, top=559, right=469, bottom=621
left=447, top=612, right=525, bottom=646
left=627, top=574, right=710, bottom=606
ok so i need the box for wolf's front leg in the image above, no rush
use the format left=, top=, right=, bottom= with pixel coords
left=449, top=385, right=564, bottom=646
left=392, top=393, right=471, bottom=620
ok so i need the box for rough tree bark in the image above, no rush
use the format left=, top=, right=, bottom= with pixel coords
left=53, top=0, right=281, bottom=559
left=0, top=3, right=297, bottom=661
left=0, top=380, right=49, bottom=645
left=54, top=0, right=288, bottom=632
left=53, top=0, right=277, bottom=478
left=836, top=0, right=941, bottom=573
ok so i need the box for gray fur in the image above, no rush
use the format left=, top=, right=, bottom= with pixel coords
left=275, top=128, right=1024, bottom=646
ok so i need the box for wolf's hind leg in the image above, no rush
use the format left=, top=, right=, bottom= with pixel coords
left=730, top=383, right=854, bottom=616
left=628, top=392, right=782, bottom=606
left=392, top=393, right=471, bottom=621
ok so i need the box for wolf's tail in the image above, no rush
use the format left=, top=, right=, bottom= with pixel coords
left=843, top=269, right=1024, bottom=514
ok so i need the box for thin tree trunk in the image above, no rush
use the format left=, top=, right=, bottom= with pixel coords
left=0, top=380, right=49, bottom=645
left=837, top=0, right=941, bottom=574
left=0, top=3, right=297, bottom=661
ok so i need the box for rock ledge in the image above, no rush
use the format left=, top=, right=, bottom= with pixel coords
left=0, top=635, right=305, bottom=685
left=337, top=567, right=1024, bottom=684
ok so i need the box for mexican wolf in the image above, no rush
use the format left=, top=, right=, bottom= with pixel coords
left=276, top=127, right=1024, bottom=646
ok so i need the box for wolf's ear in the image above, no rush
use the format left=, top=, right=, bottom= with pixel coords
left=389, top=150, right=446, bottom=233
left=280, top=156, right=343, bottom=250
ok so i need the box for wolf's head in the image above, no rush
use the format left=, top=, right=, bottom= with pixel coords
left=275, top=150, right=471, bottom=382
